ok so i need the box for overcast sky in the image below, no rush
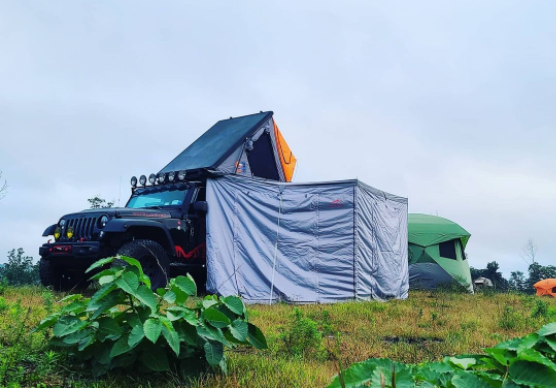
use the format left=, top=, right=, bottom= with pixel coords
left=1, top=1, right=555, bottom=276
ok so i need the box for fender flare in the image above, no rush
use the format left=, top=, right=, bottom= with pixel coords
left=42, top=224, right=57, bottom=237
left=103, top=219, right=176, bottom=254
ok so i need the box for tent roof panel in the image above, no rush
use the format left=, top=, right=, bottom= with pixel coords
left=160, top=111, right=273, bottom=173
left=408, top=213, right=471, bottom=248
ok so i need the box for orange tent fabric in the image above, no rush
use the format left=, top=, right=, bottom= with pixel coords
left=273, top=120, right=297, bottom=182
left=534, top=279, right=556, bottom=298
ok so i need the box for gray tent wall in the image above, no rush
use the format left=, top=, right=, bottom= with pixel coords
left=205, top=175, right=408, bottom=303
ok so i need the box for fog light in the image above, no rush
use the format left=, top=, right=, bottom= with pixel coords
left=139, top=175, right=147, bottom=186
left=168, top=171, right=175, bottom=182
left=158, top=173, right=166, bottom=184
left=131, top=176, right=138, bottom=187
left=67, top=226, right=74, bottom=239
left=54, top=227, right=61, bottom=241
left=178, top=170, right=186, bottom=181
left=148, top=173, right=156, bottom=185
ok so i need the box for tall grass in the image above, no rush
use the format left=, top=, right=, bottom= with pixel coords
left=0, top=286, right=554, bottom=388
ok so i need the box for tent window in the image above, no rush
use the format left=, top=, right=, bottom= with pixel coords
left=439, top=240, right=457, bottom=260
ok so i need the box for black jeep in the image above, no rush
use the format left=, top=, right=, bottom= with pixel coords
left=39, top=171, right=208, bottom=291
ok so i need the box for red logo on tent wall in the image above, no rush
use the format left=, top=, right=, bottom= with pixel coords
left=330, top=199, right=342, bottom=208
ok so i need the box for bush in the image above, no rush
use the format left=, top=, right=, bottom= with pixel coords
left=35, top=256, right=267, bottom=378
left=280, top=308, right=327, bottom=361
left=531, top=298, right=550, bottom=318
left=498, top=304, right=521, bottom=330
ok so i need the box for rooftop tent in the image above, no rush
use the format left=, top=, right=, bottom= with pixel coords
left=534, top=279, right=556, bottom=298
left=205, top=175, right=409, bottom=304
left=408, top=214, right=473, bottom=292
left=159, top=111, right=297, bottom=182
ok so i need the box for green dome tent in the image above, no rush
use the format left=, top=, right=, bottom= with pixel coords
left=408, top=214, right=473, bottom=292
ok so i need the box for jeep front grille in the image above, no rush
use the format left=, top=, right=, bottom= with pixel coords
left=66, top=217, right=98, bottom=240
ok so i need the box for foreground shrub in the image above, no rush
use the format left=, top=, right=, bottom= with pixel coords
left=328, top=321, right=556, bottom=388
left=280, top=308, right=327, bottom=361
left=34, top=256, right=267, bottom=377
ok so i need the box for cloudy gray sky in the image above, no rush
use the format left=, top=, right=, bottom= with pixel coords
left=1, top=0, right=555, bottom=276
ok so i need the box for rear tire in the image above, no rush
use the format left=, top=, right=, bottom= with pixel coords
left=115, top=239, right=169, bottom=290
left=39, top=259, right=88, bottom=292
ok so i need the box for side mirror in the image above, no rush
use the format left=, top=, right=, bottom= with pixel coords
left=192, top=201, right=208, bottom=213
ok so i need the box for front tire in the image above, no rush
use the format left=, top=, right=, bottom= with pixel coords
left=115, top=240, right=170, bottom=290
left=39, top=259, right=87, bottom=292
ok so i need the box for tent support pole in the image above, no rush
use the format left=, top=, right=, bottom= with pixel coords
left=269, top=192, right=283, bottom=305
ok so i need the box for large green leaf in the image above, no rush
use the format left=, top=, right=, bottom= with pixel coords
left=196, top=324, right=230, bottom=346
left=517, top=333, right=539, bottom=352
left=370, top=359, right=414, bottom=388
left=163, top=290, right=176, bottom=304
left=246, top=323, right=268, bottom=349
left=136, top=285, right=158, bottom=313
left=221, top=296, right=244, bottom=315
left=89, top=283, right=117, bottom=307
left=447, top=357, right=477, bottom=370
left=110, top=334, right=132, bottom=358
left=327, top=359, right=388, bottom=388
left=204, top=340, right=224, bottom=366
left=174, top=275, right=197, bottom=296
left=62, top=329, right=93, bottom=345
left=162, top=324, right=180, bottom=356
left=230, top=319, right=248, bottom=342
left=203, top=307, right=231, bottom=329
left=53, top=316, right=88, bottom=337
left=118, top=255, right=152, bottom=289
left=451, top=371, right=492, bottom=388
left=86, top=257, right=115, bottom=273
left=144, top=318, right=162, bottom=344
left=98, top=317, right=123, bottom=341
left=140, top=343, right=170, bottom=371
left=539, top=322, right=556, bottom=337
left=34, top=314, right=59, bottom=332
left=89, top=291, right=124, bottom=320
left=128, top=324, right=145, bottom=348
left=61, top=300, right=87, bottom=315
left=179, top=322, right=198, bottom=346
left=115, top=271, right=139, bottom=295
left=545, top=336, right=556, bottom=352
left=77, top=332, right=96, bottom=351
left=509, top=360, right=556, bottom=387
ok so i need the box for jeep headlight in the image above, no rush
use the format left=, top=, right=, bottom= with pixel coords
left=59, top=219, right=66, bottom=227
left=98, top=215, right=109, bottom=229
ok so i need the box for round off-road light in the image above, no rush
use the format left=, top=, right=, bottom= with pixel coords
left=139, top=175, right=147, bottom=186
left=178, top=170, right=186, bottom=181
left=54, top=227, right=61, bottom=241
left=148, top=173, right=156, bottom=185
left=67, top=226, right=74, bottom=239
left=131, top=176, right=138, bottom=187
left=168, top=171, right=175, bottom=182
left=158, top=173, right=166, bottom=184
left=59, top=219, right=66, bottom=227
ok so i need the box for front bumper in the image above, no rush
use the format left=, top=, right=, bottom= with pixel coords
left=39, top=241, right=103, bottom=263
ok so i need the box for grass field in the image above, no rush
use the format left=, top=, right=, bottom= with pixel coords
left=1, top=286, right=555, bottom=388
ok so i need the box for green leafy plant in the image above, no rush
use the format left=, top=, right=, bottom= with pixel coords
left=34, top=256, right=267, bottom=377
left=328, top=321, right=556, bottom=388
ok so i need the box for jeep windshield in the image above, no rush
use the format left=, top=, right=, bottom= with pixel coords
left=126, top=187, right=190, bottom=209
